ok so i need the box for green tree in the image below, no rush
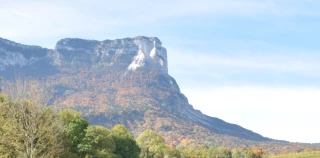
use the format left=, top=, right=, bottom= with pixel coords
left=111, top=124, right=140, bottom=158
left=181, top=146, right=207, bottom=158
left=0, top=97, right=66, bottom=157
left=206, top=147, right=217, bottom=158
left=206, top=146, right=231, bottom=158
left=59, top=109, right=89, bottom=156
left=136, top=129, right=165, bottom=158
left=163, top=145, right=181, bottom=158
left=78, top=126, right=116, bottom=158
left=231, top=148, right=242, bottom=158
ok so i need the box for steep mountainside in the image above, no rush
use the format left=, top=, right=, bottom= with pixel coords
left=1, top=36, right=319, bottom=153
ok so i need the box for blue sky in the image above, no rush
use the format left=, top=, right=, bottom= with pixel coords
left=1, top=0, right=320, bottom=143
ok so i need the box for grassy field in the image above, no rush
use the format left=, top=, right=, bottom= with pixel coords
left=266, top=151, right=320, bottom=158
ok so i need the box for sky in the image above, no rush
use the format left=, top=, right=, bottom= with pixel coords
left=1, top=0, right=320, bottom=143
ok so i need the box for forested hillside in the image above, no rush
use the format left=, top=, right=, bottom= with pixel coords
left=0, top=92, right=265, bottom=158
left=1, top=79, right=319, bottom=157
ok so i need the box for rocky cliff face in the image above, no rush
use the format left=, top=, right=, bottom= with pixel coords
left=53, top=37, right=168, bottom=73
left=0, top=36, right=168, bottom=73
left=0, top=37, right=58, bottom=78
left=0, top=36, right=270, bottom=147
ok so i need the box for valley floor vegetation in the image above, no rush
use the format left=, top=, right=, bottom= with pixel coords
left=265, top=151, right=320, bottom=158
left=0, top=93, right=265, bottom=158
left=0, top=79, right=315, bottom=158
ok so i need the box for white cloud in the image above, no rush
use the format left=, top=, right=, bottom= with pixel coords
left=181, top=86, right=320, bottom=143
left=168, top=49, right=320, bottom=77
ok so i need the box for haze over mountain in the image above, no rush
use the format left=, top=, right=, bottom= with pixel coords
left=1, top=36, right=320, bottom=154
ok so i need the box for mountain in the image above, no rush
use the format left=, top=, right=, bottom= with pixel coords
left=0, top=36, right=319, bottom=153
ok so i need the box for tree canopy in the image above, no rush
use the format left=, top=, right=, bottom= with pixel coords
left=0, top=95, right=65, bottom=157
left=136, top=129, right=166, bottom=158
left=111, top=124, right=141, bottom=158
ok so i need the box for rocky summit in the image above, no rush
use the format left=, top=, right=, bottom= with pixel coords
left=3, top=36, right=305, bottom=151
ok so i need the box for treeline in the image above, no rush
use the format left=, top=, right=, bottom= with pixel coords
left=265, top=151, right=320, bottom=158
left=0, top=94, right=139, bottom=157
left=0, top=93, right=265, bottom=158
left=179, top=146, right=264, bottom=158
